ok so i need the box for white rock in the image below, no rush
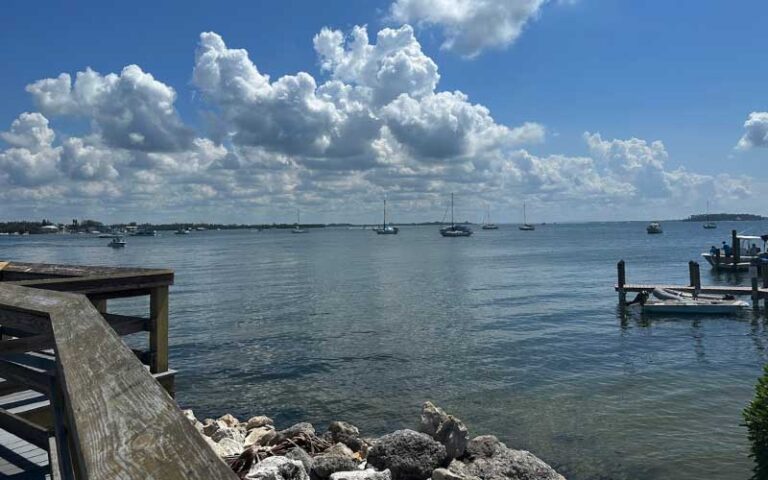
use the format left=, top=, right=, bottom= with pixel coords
left=246, top=456, right=309, bottom=480
left=247, top=415, right=275, bottom=430
left=218, top=437, right=244, bottom=456
left=330, top=470, right=392, bottom=480
left=245, top=426, right=276, bottom=446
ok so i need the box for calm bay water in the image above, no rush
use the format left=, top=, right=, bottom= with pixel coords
left=2, top=221, right=768, bottom=479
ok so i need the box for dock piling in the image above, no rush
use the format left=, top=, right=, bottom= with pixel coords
left=617, top=260, right=626, bottom=305
left=692, top=262, right=701, bottom=296
left=733, top=229, right=740, bottom=267
left=752, top=277, right=760, bottom=309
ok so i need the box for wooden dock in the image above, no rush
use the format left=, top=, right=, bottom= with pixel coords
left=0, top=261, right=238, bottom=479
left=615, top=259, right=768, bottom=308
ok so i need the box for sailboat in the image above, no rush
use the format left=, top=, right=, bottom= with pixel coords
left=481, top=205, right=498, bottom=230
left=703, top=201, right=717, bottom=229
left=292, top=209, right=308, bottom=234
left=373, top=197, right=399, bottom=235
left=519, top=202, right=535, bottom=231
left=440, top=193, right=473, bottom=237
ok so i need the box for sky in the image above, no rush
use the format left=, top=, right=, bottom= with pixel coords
left=1, top=0, right=767, bottom=224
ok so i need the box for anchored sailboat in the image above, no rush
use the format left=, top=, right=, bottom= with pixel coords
left=519, top=202, right=535, bottom=231
left=703, top=201, right=717, bottom=229
left=373, top=197, right=399, bottom=234
left=482, top=205, right=498, bottom=230
left=440, top=193, right=472, bottom=237
left=292, top=209, right=308, bottom=234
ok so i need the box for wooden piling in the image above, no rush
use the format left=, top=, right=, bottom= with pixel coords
left=617, top=260, right=626, bottom=305
left=752, top=277, right=760, bottom=309
left=733, top=229, right=740, bottom=267
left=692, top=261, right=701, bottom=296
left=715, top=249, right=721, bottom=270
left=688, top=261, right=695, bottom=286
left=149, top=285, right=169, bottom=375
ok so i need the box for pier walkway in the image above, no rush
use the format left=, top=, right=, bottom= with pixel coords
left=0, top=261, right=238, bottom=479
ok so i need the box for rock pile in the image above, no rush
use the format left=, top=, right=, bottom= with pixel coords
left=184, top=401, right=565, bottom=480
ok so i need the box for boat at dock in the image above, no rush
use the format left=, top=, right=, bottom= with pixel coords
left=701, top=233, right=768, bottom=271
left=519, top=202, right=534, bottom=231
left=440, top=193, right=472, bottom=237
left=373, top=198, right=399, bottom=235
left=646, top=222, right=663, bottom=234
left=629, top=288, right=749, bottom=315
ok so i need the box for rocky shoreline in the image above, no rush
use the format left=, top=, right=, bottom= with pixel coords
left=184, top=402, right=565, bottom=480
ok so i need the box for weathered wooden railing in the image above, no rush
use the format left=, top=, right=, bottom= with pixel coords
left=0, top=261, right=238, bottom=479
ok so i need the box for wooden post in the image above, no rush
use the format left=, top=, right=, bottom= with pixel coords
left=692, top=261, right=701, bottom=297
left=752, top=277, right=760, bottom=309
left=733, top=229, right=740, bottom=267
left=89, top=298, right=107, bottom=314
left=715, top=248, right=721, bottom=270
left=762, top=263, right=768, bottom=289
left=688, top=261, right=695, bottom=287
left=149, top=286, right=169, bottom=374
left=617, top=260, right=626, bottom=305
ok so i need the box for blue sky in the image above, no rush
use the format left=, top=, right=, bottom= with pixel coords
left=1, top=0, right=766, bottom=223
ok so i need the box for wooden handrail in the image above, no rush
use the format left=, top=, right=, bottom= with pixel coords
left=0, top=284, right=237, bottom=479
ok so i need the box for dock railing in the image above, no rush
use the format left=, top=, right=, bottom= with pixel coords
left=0, top=261, right=238, bottom=479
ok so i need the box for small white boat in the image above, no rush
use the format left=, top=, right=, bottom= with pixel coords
left=108, top=236, right=126, bottom=248
left=647, top=222, right=663, bottom=234
left=632, top=288, right=748, bottom=314
left=703, top=201, right=717, bottom=229
left=292, top=209, right=308, bottom=234
left=174, top=229, right=189, bottom=235
left=701, top=234, right=767, bottom=271
left=481, top=205, right=498, bottom=230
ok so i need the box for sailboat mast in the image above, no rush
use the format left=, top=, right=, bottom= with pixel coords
left=523, top=201, right=527, bottom=225
left=383, top=198, right=387, bottom=228
left=451, top=193, right=455, bottom=227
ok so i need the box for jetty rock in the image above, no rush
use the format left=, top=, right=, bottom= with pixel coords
left=330, top=470, right=393, bottom=480
left=273, top=422, right=316, bottom=444
left=248, top=415, right=275, bottom=430
left=367, top=429, right=447, bottom=480
left=419, top=402, right=469, bottom=459
left=329, top=421, right=360, bottom=437
left=245, top=426, right=277, bottom=447
left=452, top=436, right=564, bottom=480
left=311, top=442, right=360, bottom=479
left=287, top=447, right=315, bottom=475
left=246, top=456, right=309, bottom=480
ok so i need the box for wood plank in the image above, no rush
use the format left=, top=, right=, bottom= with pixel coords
left=0, top=408, right=50, bottom=450
left=47, top=291, right=237, bottom=479
left=102, top=314, right=149, bottom=336
left=616, top=284, right=768, bottom=296
left=0, top=308, right=52, bottom=335
left=0, top=335, right=54, bottom=356
left=149, top=286, right=169, bottom=374
left=0, top=362, right=50, bottom=395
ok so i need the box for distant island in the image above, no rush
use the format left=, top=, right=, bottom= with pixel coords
left=684, top=213, right=766, bottom=222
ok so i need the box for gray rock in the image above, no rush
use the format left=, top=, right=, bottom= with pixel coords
left=212, top=426, right=245, bottom=444
left=219, top=413, right=240, bottom=428
left=312, top=454, right=359, bottom=480
left=459, top=441, right=564, bottom=480
left=219, top=437, right=244, bottom=456
left=465, top=436, right=503, bottom=459
left=203, top=435, right=226, bottom=457
left=246, top=456, right=310, bottom=480
left=248, top=415, right=275, bottom=430
left=325, top=442, right=355, bottom=459
left=276, top=422, right=316, bottom=442
left=419, top=402, right=449, bottom=437
left=367, top=429, right=447, bottom=480
left=287, top=447, right=315, bottom=475
left=433, top=467, right=481, bottom=480
left=329, top=421, right=360, bottom=437
left=334, top=433, right=367, bottom=455
left=246, top=427, right=277, bottom=447
left=330, top=470, right=392, bottom=480
left=202, top=419, right=225, bottom=437
left=435, top=416, right=469, bottom=459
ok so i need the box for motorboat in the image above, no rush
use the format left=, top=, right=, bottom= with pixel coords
left=519, top=201, right=534, bottom=231
left=440, top=193, right=472, bottom=237
left=373, top=197, right=399, bottom=235
left=174, top=229, right=190, bottom=235
left=647, top=222, right=663, bottom=234
left=630, top=288, right=749, bottom=314
left=108, top=236, right=126, bottom=248
left=701, top=234, right=768, bottom=271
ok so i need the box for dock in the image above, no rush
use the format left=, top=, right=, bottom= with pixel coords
left=615, top=259, right=768, bottom=308
left=0, top=261, right=238, bottom=479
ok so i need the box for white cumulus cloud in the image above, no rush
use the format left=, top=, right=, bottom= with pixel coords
left=737, top=112, right=768, bottom=150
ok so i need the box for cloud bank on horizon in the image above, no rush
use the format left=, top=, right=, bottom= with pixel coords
left=0, top=0, right=758, bottom=222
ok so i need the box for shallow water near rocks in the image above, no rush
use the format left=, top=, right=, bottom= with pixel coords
left=3, top=221, right=767, bottom=480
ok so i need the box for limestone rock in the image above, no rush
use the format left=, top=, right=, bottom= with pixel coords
left=419, top=402, right=449, bottom=438
left=367, top=429, right=446, bottom=480
left=458, top=439, right=564, bottom=480
left=212, top=425, right=245, bottom=445
left=432, top=467, right=481, bottom=480
left=435, top=416, right=469, bottom=459
left=219, top=437, right=244, bottom=456
left=245, top=426, right=277, bottom=447
left=325, top=442, right=355, bottom=459
left=246, top=456, right=310, bottom=480
left=274, top=422, right=316, bottom=443
left=330, top=470, right=392, bottom=480
left=334, top=433, right=368, bottom=455
left=219, top=413, right=240, bottom=428
left=329, top=421, right=360, bottom=437
left=287, top=447, right=315, bottom=475
left=203, top=435, right=226, bottom=457
left=312, top=454, right=359, bottom=479
left=248, top=415, right=275, bottom=430
left=465, top=436, right=503, bottom=459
